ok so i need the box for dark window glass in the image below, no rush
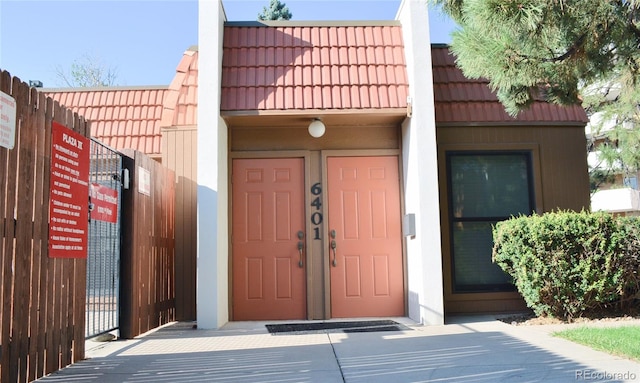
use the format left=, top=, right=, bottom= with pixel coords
left=447, top=152, right=535, bottom=293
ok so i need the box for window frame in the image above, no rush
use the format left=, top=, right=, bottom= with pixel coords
left=446, top=150, right=536, bottom=293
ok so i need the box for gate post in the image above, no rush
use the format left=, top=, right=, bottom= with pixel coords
left=119, top=151, right=135, bottom=339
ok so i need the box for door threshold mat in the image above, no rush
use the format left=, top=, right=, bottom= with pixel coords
left=265, top=320, right=409, bottom=334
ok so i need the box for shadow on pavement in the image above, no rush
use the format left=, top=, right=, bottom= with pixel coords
left=35, top=321, right=636, bottom=383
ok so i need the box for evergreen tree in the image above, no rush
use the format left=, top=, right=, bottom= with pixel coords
left=258, top=0, right=292, bottom=21
left=433, top=0, right=640, bottom=176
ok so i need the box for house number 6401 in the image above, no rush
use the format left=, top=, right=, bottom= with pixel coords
left=311, top=182, right=322, bottom=239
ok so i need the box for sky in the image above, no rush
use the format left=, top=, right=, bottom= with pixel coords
left=0, top=0, right=457, bottom=88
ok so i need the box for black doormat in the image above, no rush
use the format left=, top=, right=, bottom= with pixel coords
left=265, top=320, right=408, bottom=334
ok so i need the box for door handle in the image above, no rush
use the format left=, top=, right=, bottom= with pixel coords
left=297, top=231, right=304, bottom=268
left=330, top=229, right=337, bottom=267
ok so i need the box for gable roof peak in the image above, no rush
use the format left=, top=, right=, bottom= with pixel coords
left=40, top=85, right=168, bottom=93
left=225, top=20, right=401, bottom=28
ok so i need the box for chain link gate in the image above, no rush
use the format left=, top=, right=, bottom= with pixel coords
left=86, top=138, right=125, bottom=338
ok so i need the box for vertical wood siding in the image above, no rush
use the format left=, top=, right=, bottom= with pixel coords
left=437, top=125, right=590, bottom=313
left=0, top=70, right=88, bottom=383
left=162, top=128, right=197, bottom=321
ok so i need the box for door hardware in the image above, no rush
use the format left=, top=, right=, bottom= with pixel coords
left=297, top=230, right=304, bottom=267
left=330, top=239, right=337, bottom=267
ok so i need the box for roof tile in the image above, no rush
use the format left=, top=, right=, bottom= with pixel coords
left=176, top=52, right=192, bottom=73
left=431, top=45, right=588, bottom=125
left=222, top=24, right=408, bottom=111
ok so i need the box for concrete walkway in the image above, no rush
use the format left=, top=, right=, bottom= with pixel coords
left=36, top=316, right=640, bottom=382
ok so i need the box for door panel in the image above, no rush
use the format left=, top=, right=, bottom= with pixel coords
left=232, top=158, right=306, bottom=320
left=327, top=156, right=404, bottom=317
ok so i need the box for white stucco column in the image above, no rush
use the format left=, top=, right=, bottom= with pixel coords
left=197, top=0, right=228, bottom=329
left=397, top=0, right=445, bottom=325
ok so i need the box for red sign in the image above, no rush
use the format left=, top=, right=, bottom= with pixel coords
left=49, top=122, right=90, bottom=258
left=90, top=183, right=118, bottom=223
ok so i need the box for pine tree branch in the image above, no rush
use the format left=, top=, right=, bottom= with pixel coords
left=619, top=0, right=640, bottom=40
left=543, top=33, right=587, bottom=62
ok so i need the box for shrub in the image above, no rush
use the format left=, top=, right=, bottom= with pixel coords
left=492, top=210, right=640, bottom=320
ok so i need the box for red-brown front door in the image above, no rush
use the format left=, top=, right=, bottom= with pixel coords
left=232, top=158, right=306, bottom=320
left=327, top=156, right=404, bottom=317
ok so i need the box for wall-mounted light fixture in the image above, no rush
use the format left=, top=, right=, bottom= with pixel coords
left=308, top=118, right=325, bottom=138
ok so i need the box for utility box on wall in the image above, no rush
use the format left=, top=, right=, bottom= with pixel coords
left=403, top=213, right=416, bottom=238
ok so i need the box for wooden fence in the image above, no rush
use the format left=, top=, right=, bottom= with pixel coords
left=1, top=69, right=179, bottom=381
left=0, top=70, right=88, bottom=382
left=120, top=149, right=176, bottom=339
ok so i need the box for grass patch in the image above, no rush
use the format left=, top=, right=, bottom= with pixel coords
left=553, top=325, right=640, bottom=361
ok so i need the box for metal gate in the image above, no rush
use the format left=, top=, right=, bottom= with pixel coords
left=86, top=139, right=124, bottom=338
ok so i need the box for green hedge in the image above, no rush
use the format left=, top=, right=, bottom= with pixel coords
left=492, top=211, right=640, bottom=319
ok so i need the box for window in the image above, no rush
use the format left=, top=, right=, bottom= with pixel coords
left=447, top=152, right=535, bottom=293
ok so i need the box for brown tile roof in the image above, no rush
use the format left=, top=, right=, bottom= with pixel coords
left=221, top=22, right=408, bottom=112
left=42, top=48, right=199, bottom=156
left=431, top=45, right=588, bottom=125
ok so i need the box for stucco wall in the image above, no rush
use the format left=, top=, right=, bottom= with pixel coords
left=398, top=0, right=445, bottom=325
left=197, top=0, right=229, bottom=329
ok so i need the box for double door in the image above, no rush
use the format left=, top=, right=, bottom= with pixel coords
left=231, top=155, right=404, bottom=320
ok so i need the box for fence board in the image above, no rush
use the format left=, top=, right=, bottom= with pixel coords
left=12, top=82, right=36, bottom=383
left=0, top=76, right=7, bottom=381
left=61, top=226, right=71, bottom=366
left=0, top=70, right=9, bottom=381
left=48, top=101, right=65, bottom=377
left=27, top=87, right=42, bottom=381
left=74, top=115, right=87, bottom=362
left=14, top=78, right=34, bottom=382
left=34, top=92, right=48, bottom=379
left=73, top=112, right=87, bottom=359
left=5, top=76, right=21, bottom=383
left=42, top=97, right=56, bottom=378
